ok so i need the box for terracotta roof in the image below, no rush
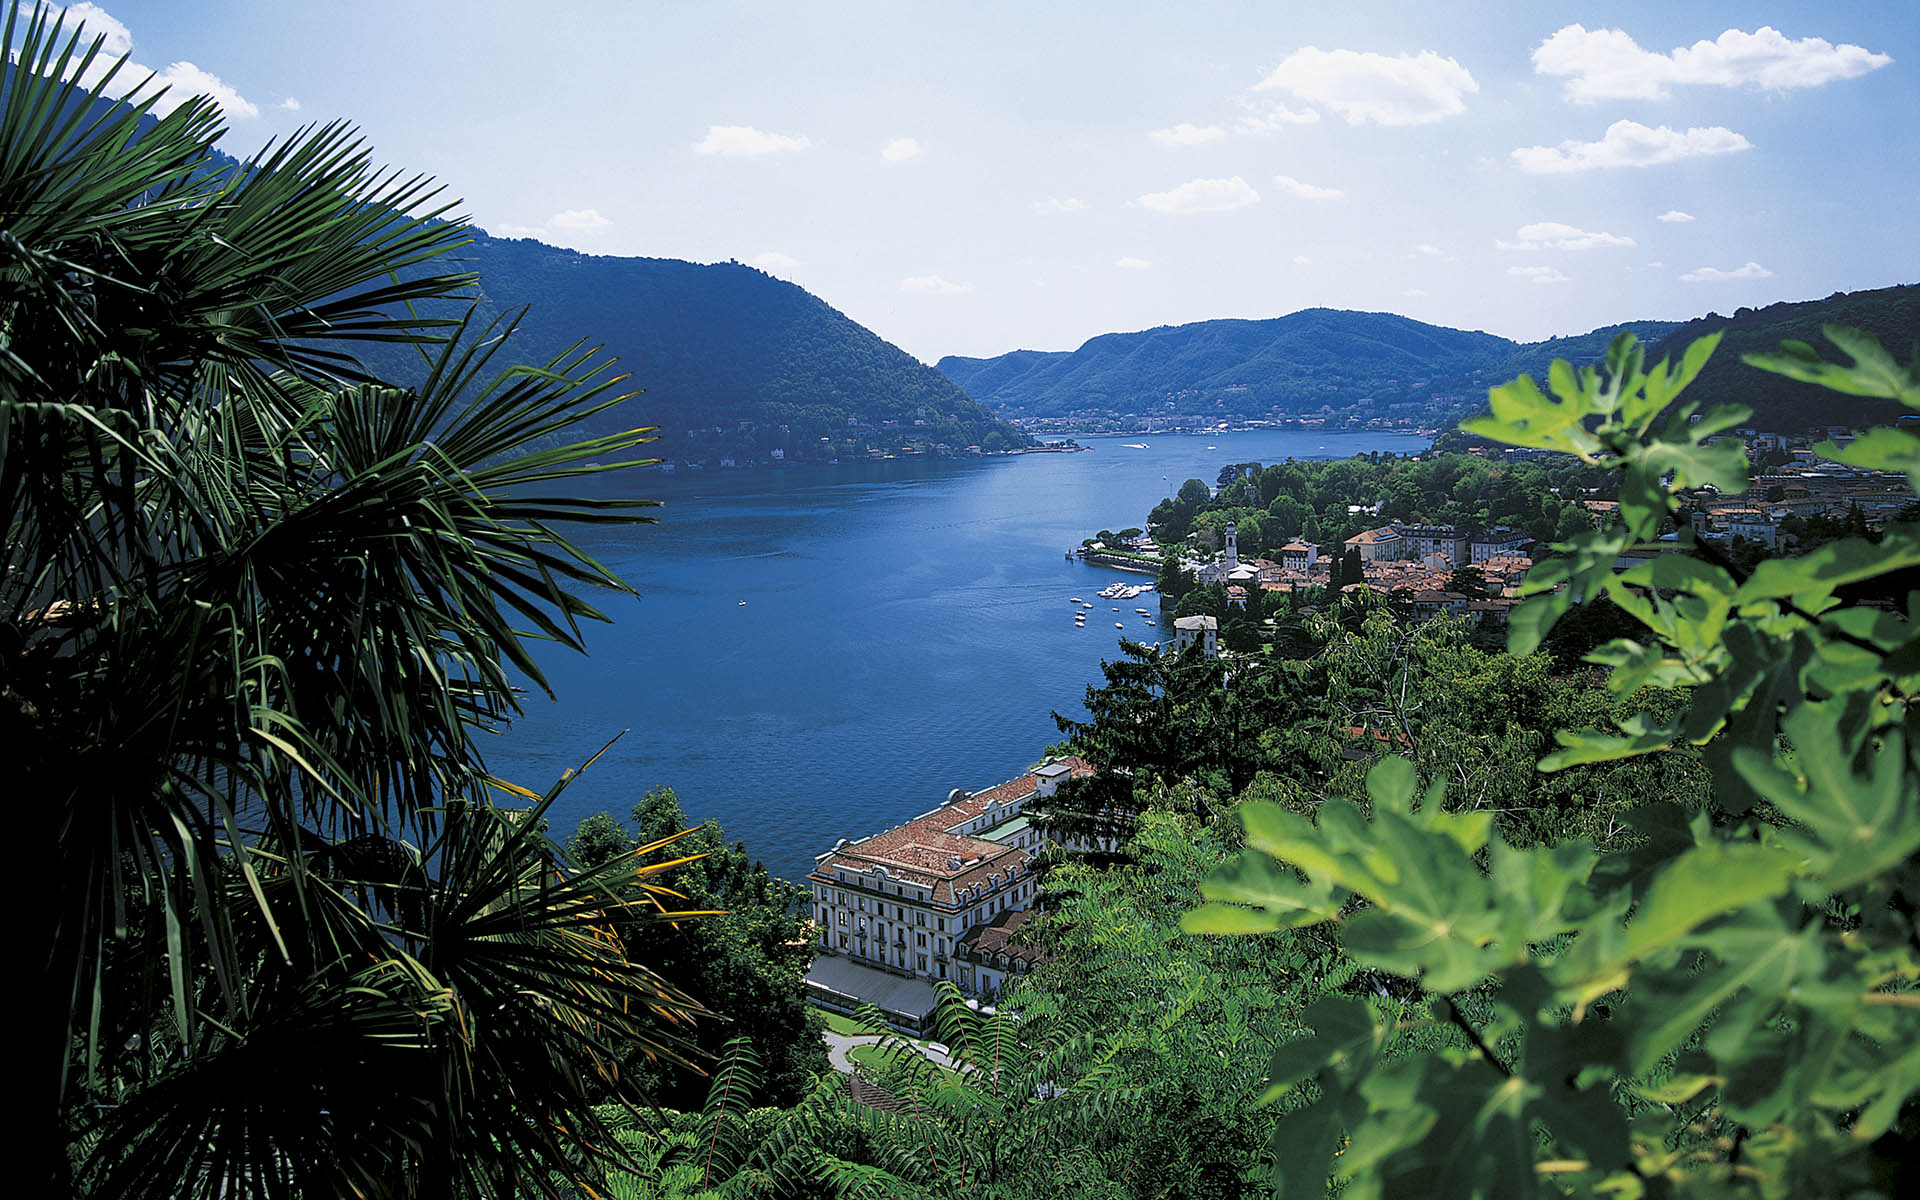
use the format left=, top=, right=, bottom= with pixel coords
left=956, top=908, right=1046, bottom=966
left=1346, top=526, right=1400, bottom=545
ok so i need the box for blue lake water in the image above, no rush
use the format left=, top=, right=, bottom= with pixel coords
left=486, top=429, right=1428, bottom=882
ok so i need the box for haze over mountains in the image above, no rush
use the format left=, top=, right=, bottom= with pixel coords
left=939, top=284, right=1919, bottom=433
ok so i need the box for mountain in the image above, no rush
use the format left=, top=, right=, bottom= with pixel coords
left=1642, top=285, right=1920, bottom=432
left=11, top=64, right=1028, bottom=466
left=937, top=309, right=1519, bottom=423
left=940, top=287, right=1917, bottom=433
left=395, top=235, right=1031, bottom=463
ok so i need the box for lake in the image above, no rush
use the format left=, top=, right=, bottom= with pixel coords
left=487, top=429, right=1428, bottom=881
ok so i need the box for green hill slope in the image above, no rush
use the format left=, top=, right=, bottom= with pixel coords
left=940, top=289, right=1917, bottom=433
left=937, top=309, right=1517, bottom=421
left=1642, top=285, right=1919, bottom=432
left=393, top=234, right=1031, bottom=463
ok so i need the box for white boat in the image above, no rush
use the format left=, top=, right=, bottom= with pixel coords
left=1083, top=603, right=1094, bottom=609
left=1069, top=597, right=1083, bottom=603
left=1136, top=608, right=1151, bottom=615
left=1115, top=622, right=1125, bottom=629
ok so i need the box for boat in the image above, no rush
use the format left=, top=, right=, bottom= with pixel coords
left=1136, top=608, right=1151, bottom=615
left=1115, top=622, right=1125, bottom=629
left=1112, top=607, right=1120, bottom=612
left=1083, top=603, right=1094, bottom=609
left=737, top=601, right=747, bottom=606
left=1069, top=597, right=1083, bottom=604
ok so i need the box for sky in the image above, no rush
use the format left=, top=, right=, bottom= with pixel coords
left=27, top=1, right=1920, bottom=363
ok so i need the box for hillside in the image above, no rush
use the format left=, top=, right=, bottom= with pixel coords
left=939, top=288, right=1917, bottom=433
left=1643, top=285, right=1920, bottom=432
left=373, top=234, right=1031, bottom=463
left=17, top=68, right=1027, bottom=466
left=937, top=309, right=1516, bottom=422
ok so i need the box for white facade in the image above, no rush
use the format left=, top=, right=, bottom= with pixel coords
left=1172, top=615, right=1218, bottom=655
left=808, top=758, right=1089, bottom=994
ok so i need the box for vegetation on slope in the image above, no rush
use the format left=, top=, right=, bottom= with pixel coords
left=940, top=286, right=1918, bottom=433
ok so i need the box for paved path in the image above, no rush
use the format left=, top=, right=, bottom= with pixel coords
left=822, top=1031, right=964, bottom=1075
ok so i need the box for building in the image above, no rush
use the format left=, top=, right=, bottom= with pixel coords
left=804, top=757, right=1091, bottom=1024
left=1470, top=528, right=1531, bottom=563
left=1172, top=614, right=1219, bottom=655
left=1396, top=524, right=1466, bottom=562
left=1345, top=526, right=1404, bottom=562
left=954, top=909, right=1046, bottom=1001
left=1279, top=541, right=1318, bottom=572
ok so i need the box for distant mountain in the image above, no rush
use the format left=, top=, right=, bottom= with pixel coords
left=379, top=235, right=1031, bottom=463
left=16, top=66, right=1028, bottom=466
left=939, top=288, right=1917, bottom=433
left=1484, top=320, right=1685, bottom=384
left=938, top=309, right=1518, bottom=421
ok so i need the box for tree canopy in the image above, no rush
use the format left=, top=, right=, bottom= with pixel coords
left=7, top=9, right=707, bottom=1194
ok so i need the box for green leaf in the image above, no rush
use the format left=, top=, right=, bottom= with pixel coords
left=1743, top=324, right=1920, bottom=406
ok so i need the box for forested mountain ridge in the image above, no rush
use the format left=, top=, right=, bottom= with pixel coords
left=363, top=233, right=1033, bottom=462
left=939, top=285, right=1920, bottom=432
left=938, top=308, right=1521, bottom=420
left=1643, top=284, right=1920, bottom=431
left=14, top=68, right=1028, bottom=466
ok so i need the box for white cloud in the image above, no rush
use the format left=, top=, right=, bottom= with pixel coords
left=1114, top=256, right=1152, bottom=270
left=694, top=124, right=811, bottom=155
left=882, top=137, right=921, bottom=162
left=1272, top=174, right=1343, bottom=200
left=1412, top=243, right=1444, bottom=257
left=900, top=274, right=969, bottom=294
left=1292, top=255, right=1311, bottom=265
left=1511, top=120, right=1751, bottom=173
left=548, top=209, right=611, bottom=232
left=491, top=208, right=611, bottom=243
left=1236, top=104, right=1321, bottom=134
left=1646, top=260, right=1665, bottom=268
left=1253, top=47, right=1478, bottom=126
left=1533, top=23, right=1892, bottom=104
left=1680, top=261, right=1771, bottom=282
left=1402, top=288, right=1427, bottom=297
left=1657, top=209, right=1696, bottom=223
left=1033, top=196, right=1087, bottom=215
left=1136, top=175, right=1258, bottom=214
left=1508, top=265, right=1570, bottom=285
left=29, top=4, right=261, bottom=118
left=278, top=97, right=301, bottom=111
left=750, top=251, right=799, bottom=272
left=1148, top=122, right=1226, bottom=145
left=1498, top=221, right=1635, bottom=251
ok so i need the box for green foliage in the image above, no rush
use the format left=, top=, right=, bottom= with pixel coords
left=569, top=789, right=830, bottom=1108
left=1190, top=330, right=1920, bottom=1198
left=5, top=9, right=706, bottom=1194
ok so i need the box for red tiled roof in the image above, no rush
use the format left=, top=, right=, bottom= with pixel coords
left=956, top=908, right=1046, bottom=965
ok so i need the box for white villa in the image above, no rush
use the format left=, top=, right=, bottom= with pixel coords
left=804, top=757, right=1091, bottom=1027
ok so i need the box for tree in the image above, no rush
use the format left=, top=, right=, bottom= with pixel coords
left=1444, top=564, right=1488, bottom=599
left=1188, top=329, right=1920, bottom=1198
left=570, top=788, right=829, bottom=1108
left=7, top=11, right=702, bottom=1194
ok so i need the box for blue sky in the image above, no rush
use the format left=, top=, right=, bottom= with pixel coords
left=35, top=2, right=1919, bottom=362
